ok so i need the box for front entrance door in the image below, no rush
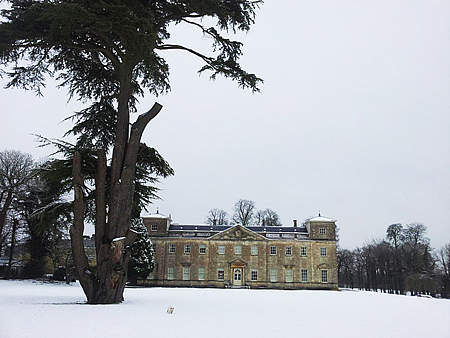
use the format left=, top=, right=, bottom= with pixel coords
left=233, top=268, right=242, bottom=286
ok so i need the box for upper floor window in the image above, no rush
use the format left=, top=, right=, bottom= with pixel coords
left=320, top=247, right=327, bottom=257
left=199, top=244, right=206, bottom=254
left=234, top=245, right=242, bottom=255
left=319, top=228, right=326, bottom=234
left=300, top=247, right=307, bottom=256
left=218, top=245, right=225, bottom=255
left=321, top=269, right=328, bottom=283
left=251, top=245, right=258, bottom=255
left=184, top=244, right=191, bottom=254
left=168, top=244, right=176, bottom=253
left=285, top=246, right=292, bottom=256
left=270, top=246, right=277, bottom=255
left=151, top=224, right=158, bottom=231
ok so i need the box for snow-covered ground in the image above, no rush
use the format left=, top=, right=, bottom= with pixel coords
left=1, top=280, right=449, bottom=338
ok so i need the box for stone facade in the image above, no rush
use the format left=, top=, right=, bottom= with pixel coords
left=142, top=214, right=338, bottom=290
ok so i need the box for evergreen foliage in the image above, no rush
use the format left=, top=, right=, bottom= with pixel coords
left=0, top=0, right=262, bottom=303
left=128, top=218, right=154, bottom=284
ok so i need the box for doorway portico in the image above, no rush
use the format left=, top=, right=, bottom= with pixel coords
left=230, top=258, right=247, bottom=287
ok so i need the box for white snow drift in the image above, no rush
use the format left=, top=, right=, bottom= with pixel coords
left=0, top=280, right=449, bottom=338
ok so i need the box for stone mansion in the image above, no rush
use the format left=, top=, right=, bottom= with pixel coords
left=142, top=213, right=338, bottom=290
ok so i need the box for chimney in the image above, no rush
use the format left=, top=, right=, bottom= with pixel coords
left=293, top=220, right=297, bottom=227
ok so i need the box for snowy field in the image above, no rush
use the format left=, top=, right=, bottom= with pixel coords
left=1, top=280, right=449, bottom=338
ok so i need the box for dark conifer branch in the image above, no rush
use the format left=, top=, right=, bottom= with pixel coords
left=156, top=44, right=212, bottom=63
left=0, top=0, right=262, bottom=304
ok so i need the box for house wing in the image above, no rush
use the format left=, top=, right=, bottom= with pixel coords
left=209, top=224, right=266, bottom=241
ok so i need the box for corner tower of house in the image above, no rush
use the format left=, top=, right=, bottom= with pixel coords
left=306, top=215, right=337, bottom=240
left=142, top=210, right=172, bottom=236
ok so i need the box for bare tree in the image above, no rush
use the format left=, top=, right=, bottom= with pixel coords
left=0, top=150, right=34, bottom=249
left=205, top=209, right=229, bottom=226
left=232, top=199, right=255, bottom=226
left=437, top=244, right=450, bottom=297
left=254, top=208, right=281, bottom=226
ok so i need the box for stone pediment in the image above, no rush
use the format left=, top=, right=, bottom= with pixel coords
left=317, top=263, right=331, bottom=269
left=210, top=224, right=266, bottom=241
left=230, top=258, right=247, bottom=267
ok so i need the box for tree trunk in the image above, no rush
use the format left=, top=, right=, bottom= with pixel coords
left=6, top=218, right=18, bottom=278
left=0, top=189, right=14, bottom=243
left=71, top=103, right=162, bottom=304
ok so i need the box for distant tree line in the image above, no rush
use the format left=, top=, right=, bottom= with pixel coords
left=338, top=223, right=450, bottom=298
left=205, top=199, right=281, bottom=227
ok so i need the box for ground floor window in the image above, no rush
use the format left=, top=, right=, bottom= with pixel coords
left=251, top=269, right=258, bottom=281
left=198, top=267, right=205, bottom=280
left=285, top=268, right=293, bottom=282
left=218, top=269, right=224, bottom=280
left=183, top=266, right=190, bottom=280
left=301, top=269, right=308, bottom=282
left=168, top=267, right=174, bottom=280
left=270, top=269, right=278, bottom=282
left=321, top=269, right=328, bottom=283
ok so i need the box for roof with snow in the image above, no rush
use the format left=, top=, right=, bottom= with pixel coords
left=168, top=224, right=308, bottom=234
left=307, top=216, right=336, bottom=223
left=142, top=212, right=171, bottom=219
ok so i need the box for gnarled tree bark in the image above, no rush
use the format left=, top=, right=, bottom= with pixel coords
left=71, top=103, right=162, bottom=304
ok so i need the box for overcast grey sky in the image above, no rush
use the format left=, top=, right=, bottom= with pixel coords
left=1, top=1, right=449, bottom=249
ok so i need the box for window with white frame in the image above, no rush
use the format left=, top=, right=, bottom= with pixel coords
left=218, top=269, right=224, bottom=280
left=251, top=269, right=258, bottom=281
left=199, top=244, right=206, bottom=254
left=251, top=245, right=258, bottom=255
left=301, top=269, right=308, bottom=282
left=270, top=246, right=277, bottom=255
left=285, top=268, right=293, bottom=282
left=151, top=224, right=158, bottom=231
left=234, top=245, right=242, bottom=255
left=319, top=227, right=326, bottom=234
left=183, top=266, right=190, bottom=280
left=168, top=244, right=176, bottom=253
left=300, top=247, right=307, bottom=256
left=184, top=244, right=191, bottom=254
left=167, top=267, right=174, bottom=280
left=321, top=269, right=328, bottom=283
left=270, top=269, right=278, bottom=282
left=198, top=267, right=205, bottom=280
left=285, top=246, right=292, bottom=256
left=320, top=247, right=327, bottom=257
left=218, top=245, right=225, bottom=254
